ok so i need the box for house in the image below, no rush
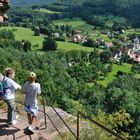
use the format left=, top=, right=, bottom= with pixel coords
left=71, top=34, right=87, bottom=44
left=110, top=50, right=121, bottom=61
left=101, top=30, right=110, bottom=35
left=111, top=46, right=131, bottom=61
left=129, top=50, right=140, bottom=63
left=75, top=30, right=83, bottom=34
left=133, top=37, right=140, bottom=50
left=96, top=38, right=104, bottom=43
left=53, top=33, right=60, bottom=38
left=133, top=37, right=139, bottom=44
left=104, top=42, right=113, bottom=48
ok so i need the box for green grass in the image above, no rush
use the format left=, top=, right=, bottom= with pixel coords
left=53, top=18, right=94, bottom=32
left=93, top=15, right=126, bottom=27
left=135, top=74, right=140, bottom=79
left=53, top=18, right=87, bottom=27
left=97, top=63, right=132, bottom=87
left=0, top=26, right=44, bottom=50
left=92, top=33, right=112, bottom=42
left=0, top=26, right=95, bottom=52
left=35, top=8, right=60, bottom=14
left=125, top=28, right=140, bottom=35
left=57, top=41, right=94, bottom=52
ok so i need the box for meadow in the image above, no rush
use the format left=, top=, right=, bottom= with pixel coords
left=93, top=15, right=127, bottom=27
left=53, top=18, right=94, bottom=32
left=0, top=26, right=94, bottom=52
left=97, top=63, right=132, bottom=87
left=35, top=8, right=60, bottom=14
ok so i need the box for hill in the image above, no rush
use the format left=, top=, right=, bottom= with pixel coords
left=57, top=0, right=140, bottom=7
left=46, top=0, right=140, bottom=27
left=10, top=0, right=57, bottom=6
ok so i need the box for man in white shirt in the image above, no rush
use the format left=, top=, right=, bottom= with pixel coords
left=0, top=69, right=21, bottom=127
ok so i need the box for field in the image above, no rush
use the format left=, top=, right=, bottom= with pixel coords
left=97, top=63, right=132, bottom=87
left=93, top=15, right=127, bottom=27
left=124, top=28, right=140, bottom=35
left=35, top=8, right=60, bottom=14
left=53, top=18, right=94, bottom=32
left=57, top=41, right=94, bottom=52
left=0, top=26, right=94, bottom=52
left=0, top=26, right=44, bottom=50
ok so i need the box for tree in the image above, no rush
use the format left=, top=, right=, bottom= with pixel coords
left=100, top=50, right=111, bottom=63
left=83, top=39, right=97, bottom=47
left=42, top=37, right=58, bottom=51
left=22, top=40, right=32, bottom=52
left=34, top=26, right=40, bottom=36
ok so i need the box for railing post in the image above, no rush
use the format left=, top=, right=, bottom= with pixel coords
left=42, top=95, right=47, bottom=129
left=77, top=112, right=80, bottom=140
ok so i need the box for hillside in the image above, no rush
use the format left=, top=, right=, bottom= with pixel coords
left=46, top=0, right=139, bottom=27
left=57, top=0, right=140, bottom=7
left=10, top=0, right=57, bottom=6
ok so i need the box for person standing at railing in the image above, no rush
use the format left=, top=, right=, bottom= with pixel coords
left=23, top=72, right=41, bottom=133
left=0, top=68, right=21, bottom=127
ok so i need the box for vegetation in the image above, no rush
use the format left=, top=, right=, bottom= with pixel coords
left=0, top=0, right=140, bottom=139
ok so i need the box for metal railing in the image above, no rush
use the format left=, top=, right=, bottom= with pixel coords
left=77, top=112, right=128, bottom=140
left=42, top=95, right=77, bottom=140
left=15, top=96, right=128, bottom=140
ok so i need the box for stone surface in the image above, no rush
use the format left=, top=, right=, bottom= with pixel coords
left=0, top=105, right=76, bottom=140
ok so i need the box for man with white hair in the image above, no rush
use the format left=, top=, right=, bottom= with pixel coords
left=0, top=70, right=21, bottom=127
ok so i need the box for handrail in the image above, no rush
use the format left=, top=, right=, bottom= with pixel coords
left=78, top=112, right=128, bottom=140
left=50, top=105, right=77, bottom=139
left=15, top=100, right=128, bottom=140
left=41, top=95, right=64, bottom=140
left=15, top=100, right=64, bottom=139
left=42, top=95, right=47, bottom=129
left=44, top=110, right=64, bottom=139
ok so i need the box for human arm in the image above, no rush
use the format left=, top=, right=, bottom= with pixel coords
left=37, top=83, right=41, bottom=96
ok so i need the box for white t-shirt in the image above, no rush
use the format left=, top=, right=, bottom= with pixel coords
left=2, top=77, right=20, bottom=100
left=23, top=82, right=41, bottom=106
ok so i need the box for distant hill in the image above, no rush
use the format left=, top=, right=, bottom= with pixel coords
left=57, top=0, right=140, bottom=8
left=10, top=0, right=57, bottom=6
left=52, top=0, right=140, bottom=27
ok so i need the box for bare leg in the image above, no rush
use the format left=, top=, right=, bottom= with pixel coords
left=27, top=113, right=32, bottom=125
left=31, top=115, right=37, bottom=126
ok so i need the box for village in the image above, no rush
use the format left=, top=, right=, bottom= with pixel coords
left=52, top=28, right=140, bottom=64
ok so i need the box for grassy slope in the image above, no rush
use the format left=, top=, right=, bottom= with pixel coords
left=35, top=8, right=60, bottom=14
left=97, top=63, right=132, bottom=87
left=124, top=28, right=140, bottom=35
left=52, top=15, right=127, bottom=33
left=93, top=15, right=126, bottom=27
left=53, top=18, right=94, bottom=32
left=0, top=26, right=44, bottom=50
left=57, top=41, right=94, bottom=52
left=0, top=26, right=94, bottom=52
